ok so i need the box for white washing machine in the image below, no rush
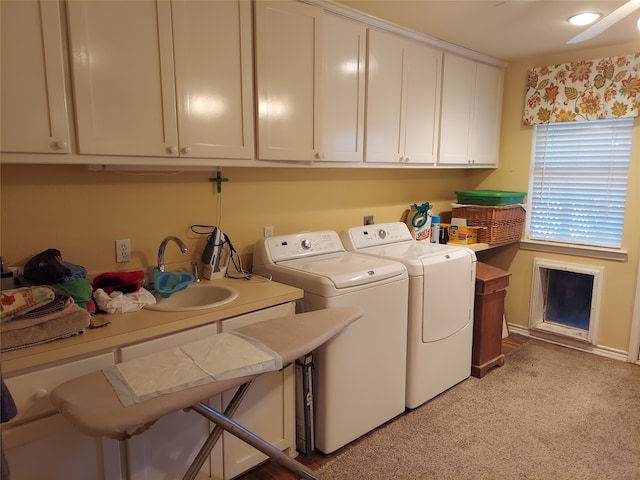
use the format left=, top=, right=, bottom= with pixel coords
left=340, top=222, right=476, bottom=409
left=253, top=230, right=408, bottom=454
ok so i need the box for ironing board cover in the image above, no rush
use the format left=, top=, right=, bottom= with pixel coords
left=50, top=306, right=362, bottom=439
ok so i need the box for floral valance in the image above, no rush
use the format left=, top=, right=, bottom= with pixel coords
left=523, top=53, right=640, bottom=125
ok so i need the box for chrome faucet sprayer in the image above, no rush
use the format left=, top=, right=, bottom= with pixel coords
left=157, top=236, right=188, bottom=272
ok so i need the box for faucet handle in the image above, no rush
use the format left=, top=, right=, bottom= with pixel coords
left=191, top=261, right=200, bottom=282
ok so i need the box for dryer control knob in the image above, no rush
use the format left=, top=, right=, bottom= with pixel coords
left=377, top=229, right=387, bottom=239
left=301, top=239, right=311, bottom=250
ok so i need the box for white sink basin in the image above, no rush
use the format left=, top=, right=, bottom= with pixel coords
left=145, top=283, right=238, bottom=312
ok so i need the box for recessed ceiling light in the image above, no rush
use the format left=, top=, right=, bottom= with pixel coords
left=568, top=12, right=602, bottom=26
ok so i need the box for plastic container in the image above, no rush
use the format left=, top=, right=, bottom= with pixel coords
left=407, top=202, right=432, bottom=241
left=455, top=190, right=526, bottom=206
left=153, top=268, right=195, bottom=298
left=430, top=216, right=440, bottom=244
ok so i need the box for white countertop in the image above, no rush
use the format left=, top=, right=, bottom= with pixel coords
left=1, top=277, right=303, bottom=374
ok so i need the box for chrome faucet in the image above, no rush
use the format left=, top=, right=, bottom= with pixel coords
left=157, top=236, right=188, bottom=272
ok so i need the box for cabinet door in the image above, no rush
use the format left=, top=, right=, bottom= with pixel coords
left=403, top=40, right=442, bottom=164
left=439, top=53, right=475, bottom=165
left=2, top=352, right=119, bottom=480
left=121, top=322, right=222, bottom=480
left=470, top=62, right=503, bottom=166
left=255, top=1, right=322, bottom=161
left=320, top=13, right=366, bottom=163
left=220, top=302, right=295, bottom=479
left=67, top=0, right=179, bottom=157
left=2, top=414, right=121, bottom=480
left=439, top=54, right=503, bottom=167
left=365, top=28, right=405, bottom=163
left=172, top=0, right=254, bottom=159
left=1, top=0, right=70, bottom=154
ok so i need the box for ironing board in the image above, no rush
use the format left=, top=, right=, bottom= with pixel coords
left=50, top=306, right=363, bottom=480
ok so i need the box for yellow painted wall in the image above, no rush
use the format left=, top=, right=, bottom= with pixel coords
left=1, top=40, right=638, bottom=354
left=471, top=40, right=640, bottom=353
left=0, top=164, right=470, bottom=274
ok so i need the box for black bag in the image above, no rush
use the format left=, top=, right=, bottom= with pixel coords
left=24, top=248, right=70, bottom=285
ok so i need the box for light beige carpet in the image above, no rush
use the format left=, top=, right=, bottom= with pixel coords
left=318, top=340, right=640, bottom=480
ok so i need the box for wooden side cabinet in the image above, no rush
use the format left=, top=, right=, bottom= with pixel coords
left=472, top=262, right=511, bottom=378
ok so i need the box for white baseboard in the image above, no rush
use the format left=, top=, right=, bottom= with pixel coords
left=506, top=323, right=629, bottom=362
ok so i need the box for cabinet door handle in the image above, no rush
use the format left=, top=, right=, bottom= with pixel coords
left=167, top=146, right=178, bottom=155
left=34, top=389, right=49, bottom=400
left=181, top=146, right=192, bottom=155
left=314, top=152, right=325, bottom=160
left=52, top=140, right=68, bottom=151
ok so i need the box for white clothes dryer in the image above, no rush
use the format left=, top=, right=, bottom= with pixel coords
left=340, top=222, right=476, bottom=409
left=253, top=230, right=408, bottom=454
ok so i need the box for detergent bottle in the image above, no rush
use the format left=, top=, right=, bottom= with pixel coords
left=407, top=202, right=432, bottom=241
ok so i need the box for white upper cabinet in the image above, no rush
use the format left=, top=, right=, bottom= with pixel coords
left=366, top=29, right=442, bottom=164
left=320, top=13, right=366, bottom=163
left=439, top=53, right=504, bottom=167
left=172, top=0, right=254, bottom=159
left=255, top=0, right=322, bottom=162
left=66, top=0, right=253, bottom=159
left=67, top=1, right=177, bottom=157
left=255, top=3, right=365, bottom=163
left=1, top=0, right=70, bottom=154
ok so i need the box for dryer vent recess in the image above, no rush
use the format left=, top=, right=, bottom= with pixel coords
left=364, top=216, right=374, bottom=225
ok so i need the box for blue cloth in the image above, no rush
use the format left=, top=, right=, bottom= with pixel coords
left=61, top=261, right=88, bottom=283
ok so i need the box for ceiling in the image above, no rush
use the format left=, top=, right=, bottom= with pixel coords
left=335, top=1, right=640, bottom=62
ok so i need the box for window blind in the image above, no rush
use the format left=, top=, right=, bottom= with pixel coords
left=528, top=118, right=633, bottom=248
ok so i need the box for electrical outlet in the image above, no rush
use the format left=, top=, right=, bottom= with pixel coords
left=115, top=239, right=131, bottom=263
left=264, top=226, right=274, bottom=238
left=364, top=215, right=374, bottom=225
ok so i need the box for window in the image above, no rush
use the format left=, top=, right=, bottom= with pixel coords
left=527, top=118, right=633, bottom=249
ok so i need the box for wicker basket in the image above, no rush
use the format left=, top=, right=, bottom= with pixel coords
left=451, top=204, right=525, bottom=245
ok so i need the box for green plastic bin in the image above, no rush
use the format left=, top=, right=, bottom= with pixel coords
left=455, top=190, right=526, bottom=206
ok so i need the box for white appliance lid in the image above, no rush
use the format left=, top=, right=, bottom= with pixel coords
left=346, top=240, right=475, bottom=276
left=277, top=252, right=406, bottom=289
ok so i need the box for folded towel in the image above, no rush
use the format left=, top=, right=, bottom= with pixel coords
left=0, top=286, right=56, bottom=323
left=52, top=278, right=93, bottom=310
left=6, top=291, right=73, bottom=322
left=0, top=305, right=90, bottom=352
left=1, top=295, right=76, bottom=332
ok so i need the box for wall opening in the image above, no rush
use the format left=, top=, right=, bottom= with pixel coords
left=529, top=259, right=604, bottom=344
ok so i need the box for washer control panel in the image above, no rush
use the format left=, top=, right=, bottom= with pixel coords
left=263, top=230, right=344, bottom=262
left=341, top=222, right=414, bottom=250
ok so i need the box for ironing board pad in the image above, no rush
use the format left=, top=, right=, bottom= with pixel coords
left=50, top=306, right=363, bottom=440
left=103, top=331, right=284, bottom=406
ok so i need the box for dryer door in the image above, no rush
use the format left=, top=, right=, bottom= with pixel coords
left=421, top=251, right=474, bottom=343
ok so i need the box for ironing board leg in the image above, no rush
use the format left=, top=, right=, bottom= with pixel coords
left=182, top=381, right=254, bottom=480
left=191, top=402, right=320, bottom=480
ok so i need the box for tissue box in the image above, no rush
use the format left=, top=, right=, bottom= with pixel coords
left=450, top=218, right=480, bottom=244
